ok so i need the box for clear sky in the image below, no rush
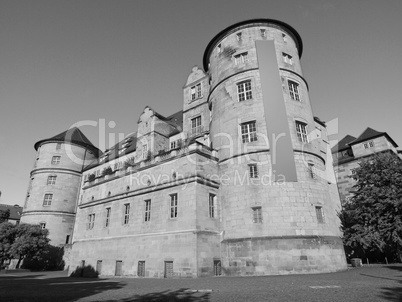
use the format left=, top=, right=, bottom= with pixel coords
left=1, top=0, right=402, bottom=206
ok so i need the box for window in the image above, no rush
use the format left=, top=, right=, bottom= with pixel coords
left=47, top=175, right=56, bottom=185
left=364, top=141, right=374, bottom=149
left=236, top=32, right=242, bottom=41
left=209, top=194, right=216, bottom=218
left=56, top=143, right=61, bottom=150
left=144, top=200, right=151, bottom=222
left=191, top=116, right=202, bottom=135
left=315, top=206, right=324, bottom=223
left=308, top=163, right=316, bottom=179
left=65, top=235, right=70, bottom=244
left=123, top=204, right=130, bottom=224
left=295, top=121, right=308, bottom=143
left=260, top=29, right=266, bottom=37
left=249, top=164, right=258, bottom=178
left=241, top=121, right=257, bottom=143
left=51, top=156, right=61, bottom=164
left=190, top=83, right=202, bottom=100
left=39, top=222, right=46, bottom=229
left=288, top=80, right=300, bottom=101
left=105, top=208, right=111, bottom=227
left=252, top=207, right=262, bottom=223
left=234, top=52, right=248, bottom=65
left=118, top=148, right=126, bottom=155
left=282, top=33, right=287, bottom=42
left=217, top=44, right=221, bottom=53
left=282, top=52, right=293, bottom=65
left=138, top=261, right=145, bottom=277
left=88, top=213, right=95, bottom=229
left=142, top=145, right=148, bottom=160
left=237, top=80, right=252, bottom=101
left=43, top=193, right=53, bottom=206
left=170, top=194, right=178, bottom=218
left=369, top=141, right=374, bottom=147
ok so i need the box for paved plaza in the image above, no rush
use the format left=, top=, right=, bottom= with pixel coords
left=0, top=265, right=401, bottom=301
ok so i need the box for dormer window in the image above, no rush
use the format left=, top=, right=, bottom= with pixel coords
left=364, top=141, right=375, bottom=149
left=190, top=83, right=202, bottom=100
left=236, top=32, right=242, bottom=41
left=234, top=52, right=248, bottom=65
left=282, top=53, right=293, bottom=65
left=118, top=148, right=127, bottom=155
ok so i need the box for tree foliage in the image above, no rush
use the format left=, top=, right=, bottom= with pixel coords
left=338, top=152, right=402, bottom=262
left=0, top=223, right=50, bottom=268
left=0, top=209, right=10, bottom=223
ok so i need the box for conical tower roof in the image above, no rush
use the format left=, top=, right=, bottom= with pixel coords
left=34, top=127, right=101, bottom=156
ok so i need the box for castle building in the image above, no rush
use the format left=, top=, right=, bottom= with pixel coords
left=22, top=19, right=347, bottom=277
left=332, top=127, right=401, bottom=203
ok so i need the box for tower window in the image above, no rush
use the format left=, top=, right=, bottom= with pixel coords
left=191, top=116, right=202, bottom=135
left=234, top=52, right=248, bottom=65
left=43, top=193, right=53, bottom=206
left=282, top=33, right=287, bottom=42
left=123, top=203, right=130, bottom=225
left=39, top=222, right=46, bottom=229
left=142, top=144, right=148, bottom=160
left=288, top=80, right=300, bottom=101
left=170, top=193, right=178, bottom=219
left=190, top=83, right=202, bottom=100
left=217, top=44, right=221, bottom=53
left=51, top=156, right=61, bottom=165
left=282, top=52, right=293, bottom=65
left=249, top=164, right=258, bottom=178
left=105, top=207, right=111, bottom=227
left=308, top=163, right=316, bottom=179
left=47, top=175, right=57, bottom=185
left=252, top=207, right=262, bottom=223
left=209, top=193, right=216, bottom=218
left=88, top=213, right=95, bottom=230
left=295, top=121, right=308, bottom=143
left=144, top=199, right=151, bottom=222
left=236, top=32, right=242, bottom=41
left=237, top=80, right=252, bottom=101
left=315, top=206, right=324, bottom=223
left=56, top=143, right=62, bottom=150
left=260, top=29, right=266, bottom=37
left=241, top=121, right=257, bottom=143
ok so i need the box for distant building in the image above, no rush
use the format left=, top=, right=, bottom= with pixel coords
left=0, top=204, right=23, bottom=224
left=22, top=18, right=347, bottom=277
left=332, top=127, right=401, bottom=203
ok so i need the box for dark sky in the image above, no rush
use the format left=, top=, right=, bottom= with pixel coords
left=1, top=0, right=402, bottom=205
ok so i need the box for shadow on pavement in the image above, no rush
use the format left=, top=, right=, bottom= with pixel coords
left=103, top=288, right=210, bottom=302
left=0, top=274, right=124, bottom=302
left=378, top=265, right=402, bottom=302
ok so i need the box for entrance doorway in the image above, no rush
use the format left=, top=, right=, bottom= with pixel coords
left=164, top=261, right=173, bottom=278
left=214, top=260, right=222, bottom=276
left=115, top=260, right=122, bottom=276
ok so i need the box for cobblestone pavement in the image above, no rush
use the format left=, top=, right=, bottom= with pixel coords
left=0, top=265, right=401, bottom=301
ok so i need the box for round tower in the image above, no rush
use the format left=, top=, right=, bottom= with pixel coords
left=204, top=19, right=347, bottom=274
left=21, top=127, right=99, bottom=246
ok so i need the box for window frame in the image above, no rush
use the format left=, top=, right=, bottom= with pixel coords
left=209, top=193, right=216, bottom=218
left=288, top=80, right=301, bottom=102
left=123, top=203, right=130, bottom=225
left=144, top=199, right=151, bottom=222
left=249, top=164, right=258, bottom=178
left=191, top=116, right=202, bottom=135
left=47, top=175, right=57, bottom=185
left=234, top=52, right=248, bottom=65
left=282, top=52, right=293, bottom=65
left=105, top=207, right=111, bottom=227
left=169, top=193, right=178, bottom=219
left=308, top=163, right=316, bottom=179
left=88, top=213, right=95, bottom=230
left=241, top=121, right=257, bottom=143
left=56, top=143, right=62, bottom=150
left=43, top=193, right=53, bottom=206
left=315, top=206, right=325, bottom=224
left=190, top=83, right=202, bottom=100
left=237, top=80, right=253, bottom=102
left=252, top=207, right=262, bottom=223
left=51, top=156, right=61, bottom=165
left=295, top=121, right=308, bottom=143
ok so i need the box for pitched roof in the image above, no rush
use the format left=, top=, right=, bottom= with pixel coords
left=0, top=204, right=23, bottom=221
left=349, top=127, right=398, bottom=147
left=34, top=127, right=101, bottom=156
left=331, top=135, right=356, bottom=153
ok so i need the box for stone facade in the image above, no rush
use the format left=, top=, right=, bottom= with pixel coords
left=24, top=19, right=348, bottom=277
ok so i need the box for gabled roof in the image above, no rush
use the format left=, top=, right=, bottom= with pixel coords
left=349, top=127, right=398, bottom=148
left=0, top=204, right=23, bottom=221
left=34, top=127, right=101, bottom=156
left=331, top=135, right=356, bottom=153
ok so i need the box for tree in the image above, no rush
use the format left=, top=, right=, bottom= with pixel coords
left=0, top=222, right=16, bottom=268
left=338, top=152, right=402, bottom=262
left=0, top=209, right=10, bottom=223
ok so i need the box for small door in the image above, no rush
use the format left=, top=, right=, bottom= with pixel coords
left=214, top=260, right=221, bottom=276
left=115, top=260, right=122, bottom=276
left=138, top=261, right=145, bottom=277
left=164, top=261, right=173, bottom=278
left=96, top=260, right=102, bottom=275
left=80, top=260, right=85, bottom=277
